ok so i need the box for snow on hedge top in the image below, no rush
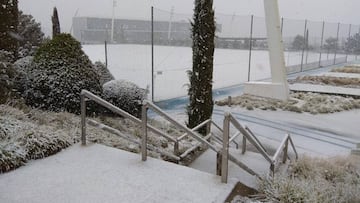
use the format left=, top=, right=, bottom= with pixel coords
left=103, top=79, right=147, bottom=100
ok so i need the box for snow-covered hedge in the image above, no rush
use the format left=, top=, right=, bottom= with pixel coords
left=93, top=61, right=114, bottom=86
left=103, top=80, right=147, bottom=118
left=0, top=110, right=73, bottom=173
left=22, top=34, right=102, bottom=114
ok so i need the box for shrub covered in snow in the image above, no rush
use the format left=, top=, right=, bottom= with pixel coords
left=93, top=61, right=114, bottom=86
left=0, top=143, right=26, bottom=173
left=256, top=156, right=360, bottom=202
left=0, top=50, right=17, bottom=104
left=103, top=80, right=147, bottom=118
left=17, top=11, right=44, bottom=57
left=22, top=34, right=102, bottom=113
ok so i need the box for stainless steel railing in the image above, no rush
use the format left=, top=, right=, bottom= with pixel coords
left=220, top=112, right=298, bottom=183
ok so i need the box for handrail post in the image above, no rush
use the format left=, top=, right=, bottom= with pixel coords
left=282, top=137, right=289, bottom=163
left=221, top=113, right=230, bottom=183
left=141, top=102, right=148, bottom=161
left=242, top=136, right=247, bottom=154
left=81, top=94, right=86, bottom=145
left=174, top=142, right=179, bottom=156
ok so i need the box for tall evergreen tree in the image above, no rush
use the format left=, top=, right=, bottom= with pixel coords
left=0, top=0, right=19, bottom=58
left=52, top=7, right=60, bottom=38
left=18, top=11, right=44, bottom=56
left=187, top=0, right=215, bottom=134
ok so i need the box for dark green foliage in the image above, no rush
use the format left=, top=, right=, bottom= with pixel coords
left=345, top=33, right=360, bottom=55
left=0, top=50, right=17, bottom=104
left=17, top=11, right=44, bottom=57
left=0, top=0, right=19, bottom=59
left=22, top=33, right=102, bottom=113
left=187, top=0, right=215, bottom=134
left=52, top=7, right=60, bottom=38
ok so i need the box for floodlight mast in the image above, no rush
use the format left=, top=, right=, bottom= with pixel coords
left=243, top=0, right=289, bottom=100
left=263, top=0, right=288, bottom=85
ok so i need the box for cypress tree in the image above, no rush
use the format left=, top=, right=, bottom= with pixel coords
left=52, top=7, right=60, bottom=38
left=0, top=0, right=19, bottom=58
left=187, top=0, right=215, bottom=135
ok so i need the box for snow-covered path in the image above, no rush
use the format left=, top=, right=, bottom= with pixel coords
left=0, top=144, right=236, bottom=203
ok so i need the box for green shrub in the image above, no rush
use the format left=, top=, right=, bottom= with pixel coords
left=103, top=80, right=146, bottom=118
left=22, top=34, right=102, bottom=113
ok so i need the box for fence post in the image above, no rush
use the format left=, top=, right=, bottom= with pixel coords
left=346, top=24, right=352, bottom=62
left=334, top=22, right=340, bottom=65
left=81, top=94, right=86, bottom=145
left=221, top=113, right=230, bottom=183
left=141, top=102, right=148, bottom=161
left=151, top=6, right=154, bottom=102
left=248, top=15, right=254, bottom=82
left=104, top=40, right=108, bottom=69
left=300, top=19, right=307, bottom=72
left=318, top=21, right=325, bottom=67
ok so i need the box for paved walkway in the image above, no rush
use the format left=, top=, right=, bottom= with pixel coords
left=0, top=144, right=236, bottom=203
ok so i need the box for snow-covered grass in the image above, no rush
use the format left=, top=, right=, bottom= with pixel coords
left=254, top=155, right=360, bottom=203
left=290, top=75, right=360, bottom=88
left=0, top=103, right=196, bottom=173
left=216, top=92, right=360, bottom=114
left=332, top=65, right=360, bottom=74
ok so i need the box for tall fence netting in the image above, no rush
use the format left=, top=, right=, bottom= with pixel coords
left=80, top=7, right=360, bottom=102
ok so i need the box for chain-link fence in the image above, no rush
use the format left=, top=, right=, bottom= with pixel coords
left=79, top=7, right=360, bottom=102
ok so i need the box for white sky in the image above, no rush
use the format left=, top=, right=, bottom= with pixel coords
left=19, top=0, right=360, bottom=37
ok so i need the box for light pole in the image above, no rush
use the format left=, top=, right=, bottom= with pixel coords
left=111, top=0, right=116, bottom=43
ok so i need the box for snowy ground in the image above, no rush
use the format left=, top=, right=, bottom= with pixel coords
left=0, top=144, right=236, bottom=203
left=82, top=44, right=354, bottom=101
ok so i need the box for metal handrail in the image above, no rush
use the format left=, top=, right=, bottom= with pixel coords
left=220, top=112, right=300, bottom=183
left=141, top=100, right=220, bottom=162
left=228, top=113, right=273, bottom=164
left=80, top=90, right=177, bottom=144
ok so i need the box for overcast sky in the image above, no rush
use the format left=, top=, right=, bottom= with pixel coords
left=19, top=0, right=360, bottom=37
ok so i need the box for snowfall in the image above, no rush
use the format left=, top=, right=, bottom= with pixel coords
left=1, top=44, right=359, bottom=202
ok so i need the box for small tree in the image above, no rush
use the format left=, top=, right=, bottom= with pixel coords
left=17, top=11, right=44, bottom=57
left=0, top=0, right=19, bottom=58
left=323, top=37, right=338, bottom=53
left=52, top=7, right=60, bottom=38
left=187, top=0, right=215, bottom=134
left=345, top=33, right=360, bottom=55
left=292, top=35, right=306, bottom=51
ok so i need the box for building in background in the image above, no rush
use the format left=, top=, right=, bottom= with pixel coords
left=72, top=17, right=193, bottom=45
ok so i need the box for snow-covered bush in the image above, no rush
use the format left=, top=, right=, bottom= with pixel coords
left=0, top=50, right=17, bottom=104
left=103, top=80, right=146, bottom=118
left=93, top=61, right=114, bottom=86
left=16, top=130, right=71, bottom=160
left=0, top=143, right=26, bottom=173
left=22, top=34, right=102, bottom=114
left=17, top=11, right=44, bottom=57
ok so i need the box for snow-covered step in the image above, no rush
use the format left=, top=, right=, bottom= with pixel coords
left=0, top=144, right=236, bottom=203
left=190, top=148, right=272, bottom=189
